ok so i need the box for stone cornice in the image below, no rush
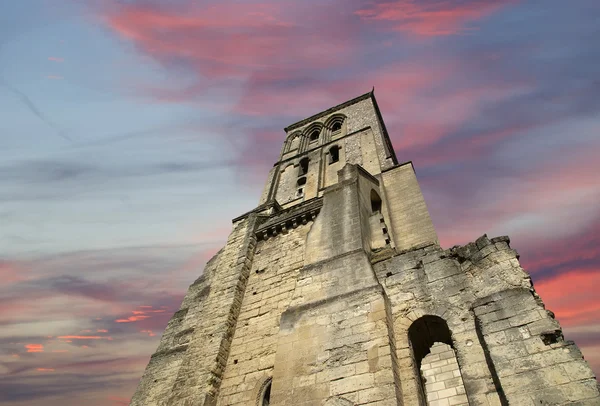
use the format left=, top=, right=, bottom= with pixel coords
left=284, top=90, right=373, bottom=132
left=256, top=197, right=323, bottom=240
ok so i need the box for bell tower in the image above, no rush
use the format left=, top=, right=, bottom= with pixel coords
left=130, top=91, right=599, bottom=406
left=258, top=90, right=438, bottom=252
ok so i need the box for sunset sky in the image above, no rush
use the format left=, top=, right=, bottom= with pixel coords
left=1, top=1, right=599, bottom=405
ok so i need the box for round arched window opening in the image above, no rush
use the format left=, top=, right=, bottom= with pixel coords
left=331, top=121, right=342, bottom=132
left=309, top=130, right=320, bottom=142
left=260, top=379, right=271, bottom=406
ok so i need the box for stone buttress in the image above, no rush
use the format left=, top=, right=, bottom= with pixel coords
left=130, top=91, right=599, bottom=406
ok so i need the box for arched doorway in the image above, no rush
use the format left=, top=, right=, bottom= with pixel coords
left=408, top=316, right=468, bottom=405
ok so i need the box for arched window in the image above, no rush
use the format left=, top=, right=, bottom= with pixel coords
left=287, top=133, right=301, bottom=152
left=371, top=190, right=382, bottom=213
left=329, top=146, right=340, bottom=164
left=309, top=130, right=320, bottom=142
left=408, top=316, right=468, bottom=406
left=260, top=379, right=271, bottom=406
left=298, top=157, right=309, bottom=176
left=324, top=114, right=345, bottom=138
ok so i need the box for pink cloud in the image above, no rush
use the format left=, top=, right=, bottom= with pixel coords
left=25, top=344, right=44, bottom=353
left=48, top=57, right=64, bottom=62
left=58, top=335, right=112, bottom=340
left=109, top=396, right=130, bottom=406
left=36, top=368, right=55, bottom=372
left=535, top=270, right=600, bottom=327
left=355, top=0, right=516, bottom=36
left=115, top=306, right=166, bottom=323
left=0, top=260, right=27, bottom=286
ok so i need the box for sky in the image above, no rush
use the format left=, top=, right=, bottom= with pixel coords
left=0, top=0, right=598, bottom=404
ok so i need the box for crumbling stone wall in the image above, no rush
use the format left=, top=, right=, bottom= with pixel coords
left=373, top=234, right=599, bottom=405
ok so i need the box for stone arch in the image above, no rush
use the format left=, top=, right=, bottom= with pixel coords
left=302, top=122, right=324, bottom=149
left=253, top=376, right=272, bottom=406
left=324, top=114, right=346, bottom=142
left=407, top=315, right=469, bottom=406
left=285, top=131, right=302, bottom=153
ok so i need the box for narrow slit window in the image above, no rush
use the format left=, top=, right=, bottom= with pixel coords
left=298, top=158, right=309, bottom=176
left=371, top=190, right=382, bottom=214
left=329, top=146, right=340, bottom=164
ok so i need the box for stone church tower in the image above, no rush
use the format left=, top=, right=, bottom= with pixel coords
left=131, top=91, right=599, bottom=406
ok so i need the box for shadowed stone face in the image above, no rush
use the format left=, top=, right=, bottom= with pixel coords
left=130, top=93, right=600, bottom=406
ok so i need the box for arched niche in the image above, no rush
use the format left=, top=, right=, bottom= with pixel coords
left=408, top=315, right=468, bottom=406
left=285, top=132, right=301, bottom=153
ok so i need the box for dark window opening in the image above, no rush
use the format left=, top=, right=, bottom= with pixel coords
left=297, top=177, right=306, bottom=186
left=296, top=188, right=304, bottom=197
left=262, top=380, right=271, bottom=406
left=298, top=157, right=309, bottom=176
left=408, top=316, right=470, bottom=406
left=332, top=121, right=342, bottom=132
left=371, top=190, right=382, bottom=214
left=329, top=146, right=340, bottom=164
left=309, top=130, right=320, bottom=142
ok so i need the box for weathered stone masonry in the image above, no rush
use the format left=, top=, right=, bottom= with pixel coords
left=131, top=91, right=599, bottom=406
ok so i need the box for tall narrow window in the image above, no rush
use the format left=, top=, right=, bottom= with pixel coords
left=329, top=146, right=340, bottom=164
left=298, top=157, right=309, bottom=176
left=371, top=190, right=382, bottom=214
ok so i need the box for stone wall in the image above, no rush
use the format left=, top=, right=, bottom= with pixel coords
left=420, top=342, right=468, bottom=406
left=131, top=85, right=599, bottom=406
left=216, top=222, right=311, bottom=406
left=267, top=93, right=397, bottom=212
left=373, top=234, right=599, bottom=405
left=379, top=163, right=438, bottom=251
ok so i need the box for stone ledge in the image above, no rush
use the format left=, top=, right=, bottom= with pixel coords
left=150, top=344, right=189, bottom=359
left=256, top=198, right=323, bottom=241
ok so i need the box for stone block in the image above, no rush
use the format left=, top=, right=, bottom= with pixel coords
left=330, top=373, right=375, bottom=396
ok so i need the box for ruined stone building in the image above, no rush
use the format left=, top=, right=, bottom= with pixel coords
left=131, top=91, right=599, bottom=406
